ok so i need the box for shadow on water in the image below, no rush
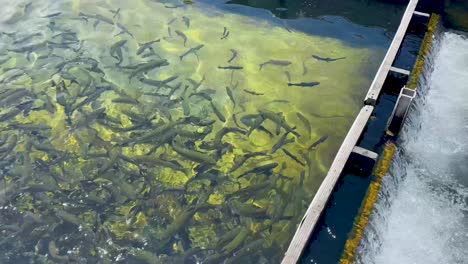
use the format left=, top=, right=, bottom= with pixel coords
left=197, top=0, right=407, bottom=49
left=226, top=0, right=407, bottom=27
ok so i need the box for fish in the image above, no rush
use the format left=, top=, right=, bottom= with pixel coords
left=0, top=135, right=17, bottom=159
left=140, top=76, right=178, bottom=90
left=226, top=181, right=272, bottom=200
left=218, top=65, right=243, bottom=70
left=4, top=122, right=51, bottom=132
left=182, top=16, right=190, bottom=28
left=95, top=13, right=114, bottom=25
left=4, top=2, right=33, bottom=25
left=209, top=127, right=247, bottom=148
left=226, top=86, right=236, bottom=105
left=128, top=59, right=170, bottom=80
left=188, top=76, right=205, bottom=91
left=109, top=39, right=127, bottom=65
left=221, top=27, right=229, bottom=40
left=175, top=30, right=188, bottom=47
left=259, top=110, right=300, bottom=137
left=287, top=82, right=320, bottom=87
left=0, top=89, right=32, bottom=107
left=122, top=118, right=189, bottom=145
left=168, top=18, right=177, bottom=25
left=136, top=39, right=160, bottom=55
left=296, top=112, right=312, bottom=137
left=87, top=13, right=114, bottom=30
left=271, top=133, right=295, bottom=154
left=157, top=204, right=212, bottom=246
left=221, top=31, right=230, bottom=40
left=230, top=200, right=267, bottom=217
left=112, top=97, right=139, bottom=105
left=172, top=140, right=216, bottom=164
left=72, top=86, right=111, bottom=111
left=164, top=4, right=185, bottom=8
left=185, top=170, right=231, bottom=187
left=0, top=135, right=9, bottom=147
left=285, top=71, right=292, bottom=82
left=238, top=163, right=278, bottom=178
left=259, top=60, right=292, bottom=70
left=258, top=125, right=274, bottom=137
left=240, top=114, right=261, bottom=127
left=179, top=44, right=204, bottom=61
left=265, top=99, right=289, bottom=106
left=229, top=151, right=268, bottom=173
left=56, top=57, right=102, bottom=75
left=13, top=33, right=42, bottom=45
left=47, top=41, right=79, bottom=50
left=110, top=8, right=120, bottom=19
left=41, top=12, right=61, bottom=18
left=52, top=31, right=78, bottom=40
left=189, top=92, right=213, bottom=102
left=228, top=49, right=238, bottom=63
left=0, top=106, right=23, bottom=122
left=72, top=108, right=107, bottom=129
left=243, top=89, right=264, bottom=96
left=222, top=228, right=249, bottom=254
left=116, top=23, right=134, bottom=38
left=125, top=155, right=187, bottom=174
left=210, top=101, right=226, bottom=122
left=179, top=126, right=212, bottom=139
left=54, top=80, right=69, bottom=108
left=311, top=55, right=346, bottom=62
left=48, top=241, right=71, bottom=262
left=0, top=71, right=27, bottom=85
left=54, top=210, right=84, bottom=227
left=246, top=115, right=266, bottom=136
left=282, top=149, right=306, bottom=166
left=225, top=239, right=265, bottom=264
left=218, top=227, right=243, bottom=247
left=0, top=56, right=11, bottom=65
left=182, top=97, right=190, bottom=116
left=308, top=135, right=329, bottom=151
left=8, top=41, right=47, bottom=53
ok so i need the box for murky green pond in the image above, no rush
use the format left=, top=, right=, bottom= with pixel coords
left=0, top=0, right=385, bottom=263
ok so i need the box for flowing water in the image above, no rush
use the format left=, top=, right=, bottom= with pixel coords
left=358, top=31, right=468, bottom=264
left=0, top=0, right=397, bottom=263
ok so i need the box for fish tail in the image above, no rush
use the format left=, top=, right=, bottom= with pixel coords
left=287, top=83, right=293, bottom=86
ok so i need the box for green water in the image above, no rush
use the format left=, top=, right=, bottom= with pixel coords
left=0, top=0, right=382, bottom=263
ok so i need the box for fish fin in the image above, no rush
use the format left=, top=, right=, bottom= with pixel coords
left=93, top=20, right=100, bottom=29
left=26, top=51, right=32, bottom=62
left=275, top=124, right=281, bottom=135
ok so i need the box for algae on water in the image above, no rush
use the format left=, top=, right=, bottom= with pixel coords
left=0, top=0, right=378, bottom=262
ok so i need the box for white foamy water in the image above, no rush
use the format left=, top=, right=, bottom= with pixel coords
left=358, top=32, right=468, bottom=264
